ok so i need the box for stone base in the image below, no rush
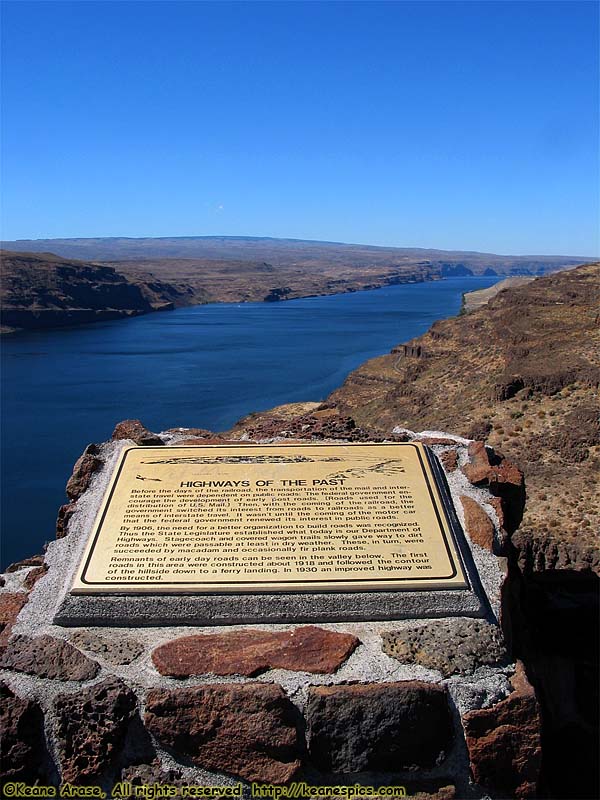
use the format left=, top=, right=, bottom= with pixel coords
left=54, top=585, right=486, bottom=627
left=53, top=439, right=490, bottom=627
left=1, top=426, right=536, bottom=798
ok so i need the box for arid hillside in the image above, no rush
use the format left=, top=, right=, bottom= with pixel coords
left=328, top=263, right=600, bottom=570
left=0, top=251, right=194, bottom=333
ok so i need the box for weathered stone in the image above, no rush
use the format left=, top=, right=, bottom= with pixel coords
left=112, top=419, right=164, bottom=445
left=5, top=554, right=45, bottom=572
left=65, top=444, right=103, bottom=501
left=152, top=626, right=359, bottom=677
left=462, top=443, right=525, bottom=533
left=56, top=502, right=76, bottom=538
left=69, top=630, right=144, bottom=665
left=0, top=634, right=100, bottom=681
left=0, top=592, right=28, bottom=652
left=488, top=496, right=506, bottom=532
left=0, top=682, right=47, bottom=783
left=462, top=661, right=541, bottom=798
left=22, top=563, right=49, bottom=590
left=54, top=678, right=138, bottom=784
left=382, top=619, right=506, bottom=677
left=462, top=441, right=494, bottom=485
left=460, top=496, right=495, bottom=552
left=119, top=759, right=185, bottom=787
left=439, top=450, right=458, bottom=472
left=145, top=683, right=302, bottom=783
left=306, top=682, right=452, bottom=772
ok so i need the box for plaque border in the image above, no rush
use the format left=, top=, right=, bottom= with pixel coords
left=76, top=442, right=468, bottom=592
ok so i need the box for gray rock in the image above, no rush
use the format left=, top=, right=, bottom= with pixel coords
left=0, top=634, right=99, bottom=681
left=68, top=630, right=144, bottom=665
left=382, top=618, right=507, bottom=677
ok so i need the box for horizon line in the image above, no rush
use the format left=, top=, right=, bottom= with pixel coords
left=1, top=233, right=596, bottom=261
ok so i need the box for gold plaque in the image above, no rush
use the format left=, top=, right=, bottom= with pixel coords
left=72, top=443, right=468, bottom=594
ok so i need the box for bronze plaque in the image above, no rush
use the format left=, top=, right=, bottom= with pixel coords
left=72, top=443, right=468, bottom=594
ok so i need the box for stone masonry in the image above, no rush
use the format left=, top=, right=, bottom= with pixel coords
left=0, top=419, right=541, bottom=798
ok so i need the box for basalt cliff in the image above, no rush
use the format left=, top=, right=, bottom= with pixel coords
left=1, top=237, right=589, bottom=333
left=0, top=250, right=194, bottom=333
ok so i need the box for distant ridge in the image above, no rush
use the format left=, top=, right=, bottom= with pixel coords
left=1, top=235, right=589, bottom=274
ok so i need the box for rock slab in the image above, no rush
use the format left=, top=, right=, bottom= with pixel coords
left=152, top=626, right=359, bottom=677
left=0, top=634, right=100, bottom=681
left=54, top=678, right=138, bottom=784
left=382, top=619, right=507, bottom=677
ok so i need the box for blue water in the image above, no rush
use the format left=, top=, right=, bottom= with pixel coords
left=1, top=277, right=498, bottom=567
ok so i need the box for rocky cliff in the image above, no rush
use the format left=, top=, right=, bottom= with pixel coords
left=0, top=250, right=194, bottom=333
left=328, top=262, right=600, bottom=576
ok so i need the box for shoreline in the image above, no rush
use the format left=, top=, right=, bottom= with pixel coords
left=2, top=272, right=508, bottom=337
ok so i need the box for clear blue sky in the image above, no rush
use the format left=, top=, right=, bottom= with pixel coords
left=1, top=0, right=598, bottom=255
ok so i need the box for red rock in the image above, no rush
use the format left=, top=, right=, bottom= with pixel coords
left=66, top=446, right=103, bottom=500
left=462, top=661, right=541, bottom=798
left=111, top=419, right=163, bottom=445
left=461, top=444, right=525, bottom=532
left=462, top=441, right=493, bottom=485
left=0, top=682, right=47, bottom=783
left=307, top=681, right=452, bottom=773
left=488, top=460, right=525, bottom=494
left=152, top=626, right=359, bottom=677
left=488, top=496, right=506, bottom=531
left=439, top=450, right=458, bottom=472
left=54, top=678, right=138, bottom=784
left=22, top=564, right=49, bottom=590
left=0, top=634, right=99, bottom=681
left=460, top=496, right=495, bottom=552
left=145, top=683, right=302, bottom=783
left=0, top=592, right=29, bottom=652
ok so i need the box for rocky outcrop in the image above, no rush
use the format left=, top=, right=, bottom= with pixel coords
left=111, top=418, right=164, bottom=445
left=0, top=250, right=191, bottom=333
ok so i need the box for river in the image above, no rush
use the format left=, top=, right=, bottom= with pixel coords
left=0, top=276, right=499, bottom=567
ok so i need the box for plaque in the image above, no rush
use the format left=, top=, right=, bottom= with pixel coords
left=71, top=443, right=468, bottom=595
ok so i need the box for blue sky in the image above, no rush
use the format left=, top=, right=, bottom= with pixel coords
left=1, top=0, right=598, bottom=255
